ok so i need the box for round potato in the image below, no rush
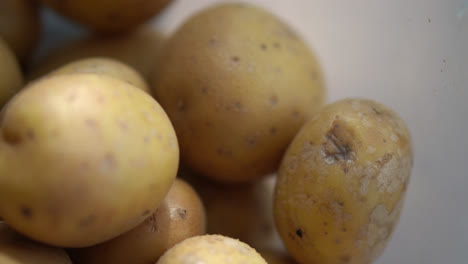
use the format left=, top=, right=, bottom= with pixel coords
left=49, top=57, right=150, bottom=93
left=152, top=3, right=325, bottom=183
left=274, top=98, right=413, bottom=264
left=258, top=250, right=297, bottom=264
left=157, top=235, right=267, bottom=264
left=0, top=74, right=179, bottom=247
left=0, top=0, right=40, bottom=62
left=38, top=0, right=172, bottom=33
left=0, top=222, right=72, bottom=264
left=28, top=27, right=165, bottom=81
left=72, top=179, right=205, bottom=264
left=0, top=38, right=23, bottom=109
left=180, top=168, right=279, bottom=250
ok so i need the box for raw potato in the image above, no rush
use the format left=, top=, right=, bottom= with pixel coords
left=0, top=38, right=23, bottom=109
left=0, top=222, right=72, bottom=264
left=49, top=57, right=150, bottom=93
left=28, top=27, right=165, bottom=81
left=157, top=235, right=267, bottom=264
left=259, top=250, right=297, bottom=264
left=38, top=0, right=172, bottom=33
left=0, top=74, right=179, bottom=247
left=180, top=168, right=280, bottom=250
left=0, top=0, right=40, bottom=62
left=274, top=98, right=413, bottom=264
left=153, top=3, right=325, bottom=182
left=72, top=179, right=206, bottom=264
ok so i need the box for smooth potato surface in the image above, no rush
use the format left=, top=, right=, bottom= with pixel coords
left=0, top=0, right=40, bottom=62
left=49, top=57, right=150, bottom=93
left=39, top=0, right=172, bottom=33
left=153, top=3, right=325, bottom=182
left=0, top=39, right=23, bottom=109
left=0, top=74, right=179, bottom=247
left=274, top=98, right=413, bottom=264
left=157, top=235, right=267, bottom=264
left=72, top=179, right=205, bottom=264
left=0, top=222, right=72, bottom=264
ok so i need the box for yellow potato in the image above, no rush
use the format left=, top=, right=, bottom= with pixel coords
left=27, top=27, right=165, bottom=81
left=0, top=38, right=23, bottom=109
left=258, top=250, right=297, bottom=264
left=274, top=98, right=413, bottom=264
left=153, top=3, right=325, bottom=183
left=38, top=0, right=172, bottom=33
left=0, top=0, right=40, bottom=62
left=49, top=57, right=150, bottom=93
left=0, top=74, right=179, bottom=247
left=157, top=235, right=267, bottom=264
left=0, top=222, right=72, bottom=264
left=72, top=179, right=205, bottom=264
left=179, top=168, right=279, bottom=250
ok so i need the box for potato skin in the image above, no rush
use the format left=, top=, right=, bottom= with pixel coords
left=274, top=98, right=413, bottom=264
left=0, top=39, right=23, bottom=108
left=259, top=250, right=297, bottom=264
left=157, top=235, right=267, bottom=264
left=0, top=222, right=72, bottom=264
left=27, top=27, right=165, bottom=81
left=0, top=0, right=40, bottom=62
left=72, top=179, right=205, bottom=264
left=0, top=74, right=179, bottom=247
left=49, top=57, right=150, bottom=93
left=153, top=3, right=325, bottom=183
left=39, top=0, right=172, bottom=33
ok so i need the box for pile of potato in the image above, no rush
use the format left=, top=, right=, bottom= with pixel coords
left=0, top=1, right=413, bottom=264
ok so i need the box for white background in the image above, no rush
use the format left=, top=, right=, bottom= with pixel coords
left=38, top=1, right=468, bottom=263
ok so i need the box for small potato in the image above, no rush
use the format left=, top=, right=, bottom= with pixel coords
left=49, top=57, right=150, bottom=93
left=38, top=0, right=172, bottom=33
left=258, top=250, right=297, bottom=264
left=72, top=179, right=205, bottom=264
left=28, top=27, right=165, bottom=81
left=0, top=0, right=40, bottom=62
left=157, top=235, right=267, bottom=264
left=0, top=222, right=72, bottom=264
left=0, top=38, right=23, bottom=108
left=153, top=3, right=325, bottom=183
left=0, top=74, right=179, bottom=247
left=274, top=98, right=413, bottom=264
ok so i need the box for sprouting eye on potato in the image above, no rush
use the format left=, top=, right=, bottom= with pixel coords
left=153, top=2, right=325, bottom=183
left=274, top=98, right=413, bottom=264
left=71, top=179, right=206, bottom=264
left=0, top=74, right=179, bottom=247
left=0, top=38, right=23, bottom=109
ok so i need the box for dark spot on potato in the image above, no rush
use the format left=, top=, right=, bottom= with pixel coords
left=26, top=130, right=35, bottom=140
left=292, top=110, right=300, bottom=118
left=231, top=56, right=240, bottom=62
left=260, top=43, right=267, bottom=50
left=343, top=168, right=349, bottom=173
left=177, top=100, right=186, bottom=111
left=338, top=201, right=344, bottom=207
left=322, top=122, right=355, bottom=163
left=78, top=215, right=97, bottom=227
left=309, top=141, right=314, bottom=145
left=209, top=38, right=217, bottom=46
left=296, top=229, right=303, bottom=238
left=270, top=127, right=277, bottom=135
left=342, top=227, right=347, bottom=232
left=340, top=255, right=351, bottom=263
left=247, top=136, right=257, bottom=147
left=270, top=95, right=278, bottom=106
left=274, top=42, right=281, bottom=48
left=201, top=87, right=207, bottom=94
left=275, top=67, right=283, bottom=74
left=142, top=210, right=151, bottom=216
left=324, top=232, right=328, bottom=235
left=324, top=222, right=328, bottom=226
left=177, top=208, right=187, bottom=219
left=20, top=206, right=32, bottom=219
left=371, top=107, right=381, bottom=115
left=146, top=213, right=157, bottom=232
left=2, top=128, right=22, bottom=145
left=225, top=106, right=231, bottom=111
left=335, top=239, right=341, bottom=244
left=312, top=200, right=317, bottom=204
left=383, top=139, right=387, bottom=143
left=235, top=101, right=242, bottom=109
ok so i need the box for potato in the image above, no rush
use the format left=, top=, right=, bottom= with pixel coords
left=0, top=222, right=72, bottom=264
left=38, top=0, right=172, bottom=33
left=49, top=57, right=150, bottom=93
left=157, top=235, right=267, bottom=264
left=0, top=74, right=179, bottom=247
left=152, top=3, right=325, bottom=183
left=179, top=168, right=280, bottom=250
left=258, top=250, right=297, bottom=264
left=72, top=179, right=205, bottom=264
left=274, top=98, right=413, bottom=264
left=0, top=0, right=40, bottom=62
left=0, top=38, right=23, bottom=109
left=28, top=27, right=165, bottom=81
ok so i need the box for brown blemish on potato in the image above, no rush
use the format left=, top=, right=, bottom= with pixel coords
left=335, top=239, right=341, bottom=244
left=340, top=255, right=351, bottom=263
left=295, top=229, right=303, bottom=238
left=142, top=210, right=151, bottom=216
left=177, top=99, right=186, bottom=111
left=260, top=43, right=267, bottom=50
left=231, top=56, right=240, bottom=62
left=78, top=214, right=97, bottom=227
left=322, top=122, right=355, bottom=164
left=201, top=87, right=207, bottom=94
left=209, top=38, right=217, bottom=46
left=246, top=136, right=257, bottom=147
left=323, top=222, right=328, bottom=226
left=176, top=208, right=187, bottom=219
left=270, top=127, right=277, bottom=135
left=20, top=206, right=33, bottom=219
left=2, top=128, right=22, bottom=145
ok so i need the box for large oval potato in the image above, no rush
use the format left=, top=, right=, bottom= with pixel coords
left=49, top=57, right=150, bottom=93
left=0, top=74, right=179, bottom=247
left=72, top=179, right=205, bottom=264
left=38, top=0, right=172, bottom=33
left=0, top=38, right=23, bottom=109
left=0, top=222, right=72, bottom=264
left=274, top=98, right=413, bottom=264
left=153, top=3, right=325, bottom=183
left=157, top=235, right=267, bottom=264
left=28, top=27, right=165, bottom=81
left=0, top=0, right=40, bottom=62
